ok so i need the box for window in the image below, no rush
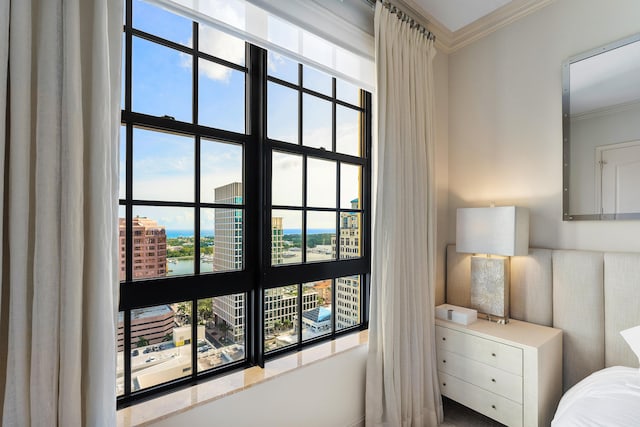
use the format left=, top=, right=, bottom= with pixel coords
left=117, top=0, right=371, bottom=404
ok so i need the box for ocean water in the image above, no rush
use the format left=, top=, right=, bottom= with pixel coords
left=167, top=259, right=213, bottom=275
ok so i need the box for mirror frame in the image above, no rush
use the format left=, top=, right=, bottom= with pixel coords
left=562, top=33, right=640, bottom=221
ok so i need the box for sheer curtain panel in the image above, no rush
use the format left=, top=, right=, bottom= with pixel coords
left=365, top=3, right=442, bottom=426
left=0, top=0, right=122, bottom=425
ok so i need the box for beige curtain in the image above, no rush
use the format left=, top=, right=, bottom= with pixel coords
left=0, top=0, right=122, bottom=425
left=365, top=3, right=442, bottom=426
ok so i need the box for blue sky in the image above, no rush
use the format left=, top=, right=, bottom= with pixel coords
left=121, top=0, right=362, bottom=232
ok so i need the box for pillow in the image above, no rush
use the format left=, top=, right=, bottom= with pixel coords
left=620, top=325, right=640, bottom=368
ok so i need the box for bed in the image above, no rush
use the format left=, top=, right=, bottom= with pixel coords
left=551, top=366, right=640, bottom=426
left=445, top=247, right=640, bottom=426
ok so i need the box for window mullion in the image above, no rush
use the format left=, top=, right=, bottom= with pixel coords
left=248, top=44, right=266, bottom=367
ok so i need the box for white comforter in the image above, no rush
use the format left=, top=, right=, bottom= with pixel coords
left=552, top=366, right=640, bottom=426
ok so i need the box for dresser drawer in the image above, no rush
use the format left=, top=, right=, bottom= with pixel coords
left=436, top=325, right=523, bottom=376
left=439, top=371, right=523, bottom=427
left=437, top=349, right=523, bottom=403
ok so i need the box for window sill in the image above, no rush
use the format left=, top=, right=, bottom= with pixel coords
left=117, top=330, right=369, bottom=427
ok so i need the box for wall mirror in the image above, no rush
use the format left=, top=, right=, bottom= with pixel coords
left=562, top=33, right=640, bottom=220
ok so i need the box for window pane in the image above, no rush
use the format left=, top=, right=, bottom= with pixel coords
left=272, top=151, right=302, bottom=207
left=198, top=295, right=246, bottom=373
left=213, top=208, right=244, bottom=272
left=133, top=128, right=194, bottom=202
left=267, top=52, right=298, bottom=84
left=302, top=280, right=331, bottom=340
left=198, top=59, right=245, bottom=133
left=121, top=32, right=126, bottom=111
left=264, top=286, right=299, bottom=352
left=273, top=210, right=302, bottom=265
left=336, top=275, right=361, bottom=331
left=119, top=126, right=126, bottom=200
left=116, top=311, right=124, bottom=397
left=211, top=294, right=247, bottom=350
left=337, top=79, right=360, bottom=106
left=339, top=212, right=361, bottom=260
left=199, top=209, right=215, bottom=273
left=202, top=206, right=244, bottom=273
left=118, top=206, right=126, bottom=282
left=306, top=211, right=335, bottom=262
left=307, top=158, right=336, bottom=208
left=268, top=82, right=298, bottom=144
left=199, top=23, right=245, bottom=66
left=303, top=65, right=332, bottom=96
left=131, top=206, right=191, bottom=279
left=200, top=139, right=243, bottom=204
left=133, top=0, right=192, bottom=47
left=130, top=303, right=191, bottom=392
left=336, top=105, right=361, bottom=157
left=303, top=95, right=331, bottom=150
left=340, top=164, right=361, bottom=209
left=132, top=37, right=192, bottom=122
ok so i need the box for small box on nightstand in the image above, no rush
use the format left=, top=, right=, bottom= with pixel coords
left=435, top=304, right=477, bottom=325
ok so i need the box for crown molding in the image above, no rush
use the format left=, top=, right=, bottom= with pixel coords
left=393, top=0, right=455, bottom=53
left=449, top=0, right=557, bottom=52
left=396, top=0, right=556, bottom=54
left=570, top=99, right=640, bottom=122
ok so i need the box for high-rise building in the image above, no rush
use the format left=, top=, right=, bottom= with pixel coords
left=264, top=286, right=318, bottom=335
left=271, top=216, right=284, bottom=265
left=333, top=199, right=362, bottom=330
left=117, top=217, right=173, bottom=349
left=212, top=182, right=243, bottom=273
left=211, top=183, right=285, bottom=343
left=119, top=216, right=167, bottom=281
left=211, top=183, right=244, bottom=342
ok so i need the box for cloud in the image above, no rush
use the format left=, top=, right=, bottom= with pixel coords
left=179, top=0, right=246, bottom=83
left=198, top=26, right=245, bottom=82
left=268, top=52, right=284, bottom=74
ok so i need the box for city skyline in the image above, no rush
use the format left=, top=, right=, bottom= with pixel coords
left=120, top=0, right=362, bottom=231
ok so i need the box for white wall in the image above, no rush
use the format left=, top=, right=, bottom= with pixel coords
left=150, top=345, right=367, bottom=427
left=434, top=50, right=450, bottom=305
left=448, top=0, right=640, bottom=252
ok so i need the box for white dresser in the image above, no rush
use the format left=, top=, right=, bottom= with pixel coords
left=436, top=318, right=562, bottom=427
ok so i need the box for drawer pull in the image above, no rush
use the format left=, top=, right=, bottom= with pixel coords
left=442, top=382, right=446, bottom=387
left=491, top=378, right=496, bottom=383
left=442, top=360, right=446, bottom=364
left=442, top=337, right=446, bottom=341
left=491, top=405, right=496, bottom=410
left=491, top=352, right=496, bottom=357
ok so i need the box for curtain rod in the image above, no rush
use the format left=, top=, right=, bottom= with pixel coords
left=365, top=0, right=436, bottom=41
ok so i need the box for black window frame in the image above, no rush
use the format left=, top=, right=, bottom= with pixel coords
left=117, top=0, right=371, bottom=407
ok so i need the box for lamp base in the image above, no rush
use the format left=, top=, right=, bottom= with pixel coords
left=470, top=255, right=509, bottom=323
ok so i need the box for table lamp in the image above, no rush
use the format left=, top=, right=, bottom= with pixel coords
left=456, top=206, right=529, bottom=323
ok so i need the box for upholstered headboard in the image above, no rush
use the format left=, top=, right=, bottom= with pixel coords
left=445, top=245, right=640, bottom=392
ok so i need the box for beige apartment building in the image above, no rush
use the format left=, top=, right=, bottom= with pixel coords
left=118, top=216, right=167, bottom=281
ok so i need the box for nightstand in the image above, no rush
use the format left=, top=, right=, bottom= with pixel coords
left=435, top=318, right=562, bottom=427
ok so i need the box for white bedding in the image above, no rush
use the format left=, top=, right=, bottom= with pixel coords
left=552, top=366, right=640, bottom=426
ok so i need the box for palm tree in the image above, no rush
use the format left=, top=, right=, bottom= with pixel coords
left=219, top=322, right=232, bottom=343
left=136, top=336, right=149, bottom=348
left=162, top=332, right=173, bottom=342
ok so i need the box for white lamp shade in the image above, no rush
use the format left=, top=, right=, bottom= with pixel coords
left=456, top=206, right=529, bottom=256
